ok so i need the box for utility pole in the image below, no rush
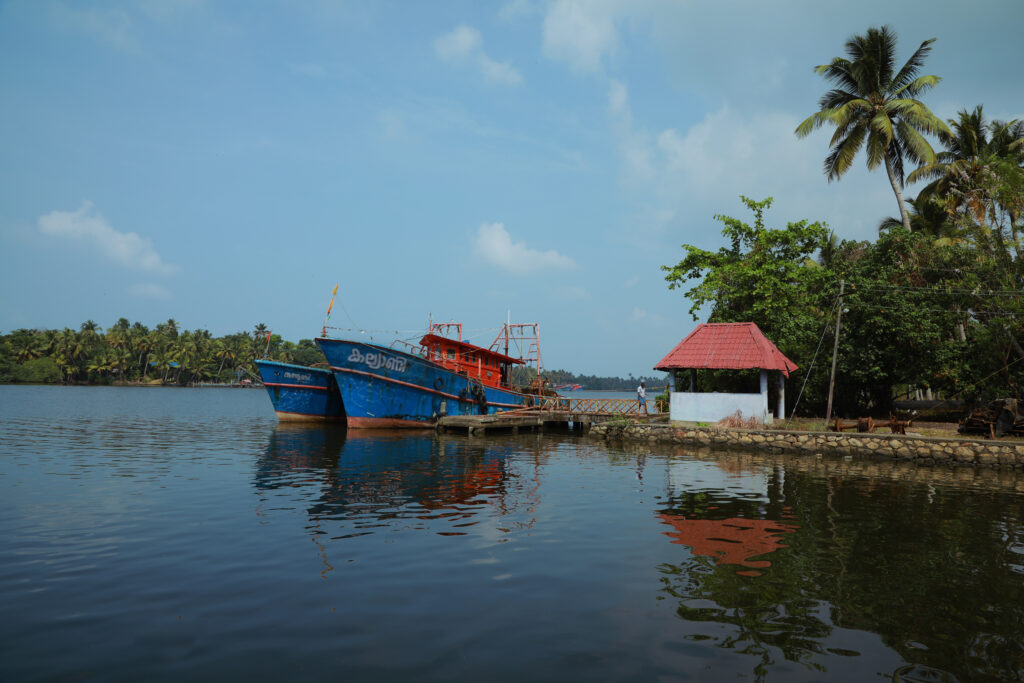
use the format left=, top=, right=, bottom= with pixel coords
left=825, top=279, right=844, bottom=426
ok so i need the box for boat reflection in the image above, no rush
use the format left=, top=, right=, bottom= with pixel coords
left=254, top=424, right=519, bottom=537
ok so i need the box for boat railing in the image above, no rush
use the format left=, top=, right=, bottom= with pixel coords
left=390, top=340, right=428, bottom=357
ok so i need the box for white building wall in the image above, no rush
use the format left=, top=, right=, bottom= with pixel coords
left=669, top=390, right=771, bottom=424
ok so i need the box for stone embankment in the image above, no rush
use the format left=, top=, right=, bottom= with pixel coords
left=590, top=422, right=1024, bottom=468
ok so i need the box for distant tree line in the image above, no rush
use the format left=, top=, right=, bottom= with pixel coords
left=0, top=319, right=663, bottom=390
left=0, top=318, right=321, bottom=385
left=537, top=368, right=670, bottom=392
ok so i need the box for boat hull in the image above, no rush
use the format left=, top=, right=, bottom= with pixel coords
left=255, top=360, right=346, bottom=422
left=316, top=338, right=541, bottom=428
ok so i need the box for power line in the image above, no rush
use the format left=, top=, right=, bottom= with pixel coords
left=842, top=302, right=1024, bottom=317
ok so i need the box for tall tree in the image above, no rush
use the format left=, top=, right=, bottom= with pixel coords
left=795, top=26, right=951, bottom=231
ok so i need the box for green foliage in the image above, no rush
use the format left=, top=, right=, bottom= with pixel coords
left=662, top=196, right=831, bottom=324
left=0, top=320, right=330, bottom=386
left=13, top=357, right=61, bottom=384
left=659, top=193, right=1024, bottom=416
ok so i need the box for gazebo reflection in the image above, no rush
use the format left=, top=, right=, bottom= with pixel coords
left=657, top=514, right=798, bottom=576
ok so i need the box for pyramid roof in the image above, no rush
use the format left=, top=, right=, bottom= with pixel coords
left=654, top=322, right=797, bottom=377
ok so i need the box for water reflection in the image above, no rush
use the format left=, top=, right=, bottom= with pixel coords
left=254, top=425, right=522, bottom=539
left=649, top=449, right=1024, bottom=683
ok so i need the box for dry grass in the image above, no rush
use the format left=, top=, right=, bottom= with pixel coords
left=715, top=411, right=762, bottom=430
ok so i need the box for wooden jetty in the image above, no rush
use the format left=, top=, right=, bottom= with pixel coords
left=436, top=396, right=665, bottom=436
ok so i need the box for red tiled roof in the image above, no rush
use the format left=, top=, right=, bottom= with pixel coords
left=654, top=322, right=798, bottom=377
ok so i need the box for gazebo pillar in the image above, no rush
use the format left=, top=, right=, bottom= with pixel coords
left=759, top=370, right=769, bottom=422
left=777, top=370, right=785, bottom=419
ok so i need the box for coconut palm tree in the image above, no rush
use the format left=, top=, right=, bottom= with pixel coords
left=908, top=107, right=1024, bottom=250
left=10, top=330, right=43, bottom=362
left=908, top=107, right=1018, bottom=198
left=795, top=25, right=951, bottom=232
left=877, top=194, right=958, bottom=242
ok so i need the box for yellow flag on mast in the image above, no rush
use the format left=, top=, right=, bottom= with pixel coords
left=323, top=284, right=339, bottom=336
left=326, top=284, right=338, bottom=316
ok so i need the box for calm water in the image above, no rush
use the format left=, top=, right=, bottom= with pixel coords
left=2, top=386, right=1023, bottom=682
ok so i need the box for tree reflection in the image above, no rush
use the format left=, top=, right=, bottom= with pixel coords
left=654, top=455, right=1024, bottom=682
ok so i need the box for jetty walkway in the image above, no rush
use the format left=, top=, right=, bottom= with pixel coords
left=437, top=396, right=665, bottom=436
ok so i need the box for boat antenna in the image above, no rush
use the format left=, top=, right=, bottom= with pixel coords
left=505, top=308, right=510, bottom=359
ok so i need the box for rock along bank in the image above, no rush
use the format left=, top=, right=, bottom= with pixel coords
left=590, top=422, right=1024, bottom=469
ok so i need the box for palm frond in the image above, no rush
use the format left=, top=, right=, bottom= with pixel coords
left=795, top=109, right=838, bottom=138
left=888, top=137, right=906, bottom=185
left=890, top=100, right=952, bottom=138
left=818, top=88, right=859, bottom=110
left=891, top=37, right=936, bottom=92
left=869, top=112, right=895, bottom=147
left=866, top=127, right=888, bottom=169
left=814, top=58, right=858, bottom=92
left=907, top=161, right=946, bottom=184
left=829, top=98, right=871, bottom=128
left=824, top=125, right=867, bottom=181
left=892, top=74, right=941, bottom=98
left=896, top=119, right=937, bottom=167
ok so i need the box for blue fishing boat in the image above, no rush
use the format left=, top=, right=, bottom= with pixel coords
left=255, top=359, right=345, bottom=422
left=316, top=322, right=556, bottom=428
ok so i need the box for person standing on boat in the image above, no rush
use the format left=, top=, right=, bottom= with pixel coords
left=637, top=381, right=647, bottom=414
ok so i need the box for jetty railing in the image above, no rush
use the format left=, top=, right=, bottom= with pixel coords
left=529, top=396, right=660, bottom=415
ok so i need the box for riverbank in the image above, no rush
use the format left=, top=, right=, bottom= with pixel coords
left=591, top=421, right=1024, bottom=468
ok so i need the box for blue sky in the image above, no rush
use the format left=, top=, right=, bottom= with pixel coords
left=1, top=0, right=1021, bottom=377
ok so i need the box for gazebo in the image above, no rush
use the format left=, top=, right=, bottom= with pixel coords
left=654, top=322, right=797, bottom=424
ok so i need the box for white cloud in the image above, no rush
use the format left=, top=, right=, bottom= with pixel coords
left=434, top=25, right=523, bottom=86
left=478, top=57, right=523, bottom=86
left=607, top=80, right=654, bottom=183
left=605, top=80, right=896, bottom=241
left=378, top=110, right=406, bottom=141
left=499, top=0, right=537, bottom=22
left=542, top=0, right=620, bottom=73
left=49, top=2, right=138, bottom=52
left=435, top=24, right=481, bottom=60
left=128, top=283, right=173, bottom=300
left=38, top=202, right=177, bottom=274
left=473, top=222, right=577, bottom=275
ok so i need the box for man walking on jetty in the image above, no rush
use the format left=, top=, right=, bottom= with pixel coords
left=637, top=381, right=647, bottom=414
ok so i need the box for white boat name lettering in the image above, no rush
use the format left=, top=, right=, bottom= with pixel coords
left=283, top=371, right=313, bottom=383
left=348, top=349, right=408, bottom=373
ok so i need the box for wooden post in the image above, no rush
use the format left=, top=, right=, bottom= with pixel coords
left=825, top=279, right=844, bottom=424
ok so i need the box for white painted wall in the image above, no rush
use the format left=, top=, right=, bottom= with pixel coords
left=669, top=390, right=770, bottom=424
